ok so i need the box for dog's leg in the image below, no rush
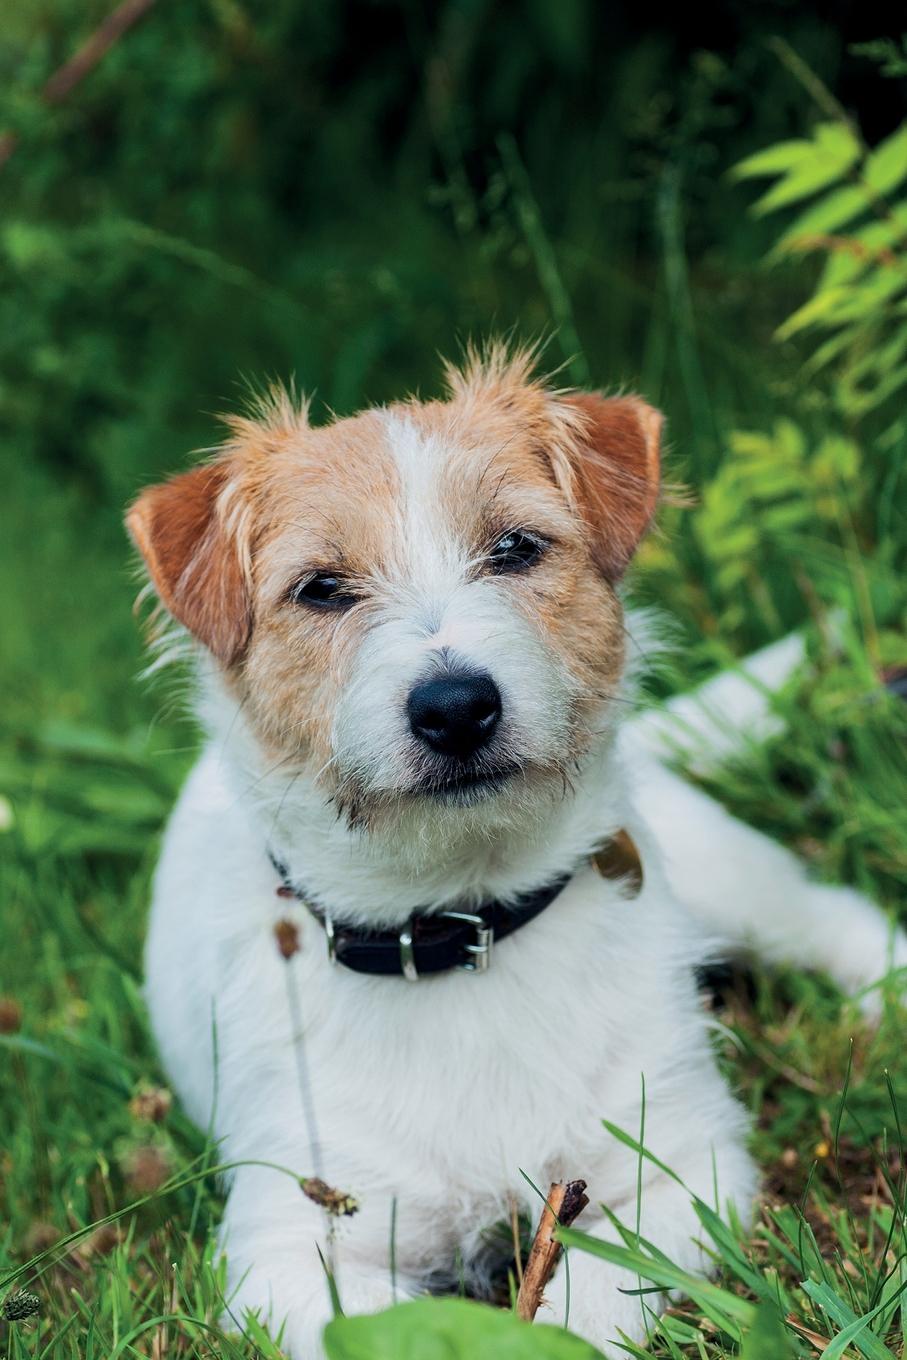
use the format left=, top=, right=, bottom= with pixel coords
left=626, top=752, right=907, bottom=1006
left=541, top=1131, right=757, bottom=1355
left=620, top=628, right=905, bottom=1006
left=624, top=627, right=808, bottom=775
left=220, top=1166, right=419, bottom=1360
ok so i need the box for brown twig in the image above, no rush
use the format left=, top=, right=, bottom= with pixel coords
left=0, top=0, right=158, bottom=170
left=516, top=1179, right=589, bottom=1322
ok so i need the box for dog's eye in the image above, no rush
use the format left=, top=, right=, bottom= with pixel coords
left=488, top=531, right=546, bottom=575
left=291, top=574, right=358, bottom=610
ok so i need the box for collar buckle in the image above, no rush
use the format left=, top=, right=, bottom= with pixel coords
left=398, top=911, right=495, bottom=981
left=441, top=910, right=494, bottom=974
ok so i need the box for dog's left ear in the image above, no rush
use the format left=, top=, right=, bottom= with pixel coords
left=560, top=393, right=662, bottom=579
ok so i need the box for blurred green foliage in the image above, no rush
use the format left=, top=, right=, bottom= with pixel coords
left=2, top=5, right=907, bottom=1357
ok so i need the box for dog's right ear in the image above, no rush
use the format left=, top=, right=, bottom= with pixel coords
left=126, top=462, right=251, bottom=666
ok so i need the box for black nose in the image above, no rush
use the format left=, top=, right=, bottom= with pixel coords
left=407, top=674, right=502, bottom=759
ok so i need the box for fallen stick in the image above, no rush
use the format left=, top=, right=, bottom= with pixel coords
left=516, top=1178, right=589, bottom=1322
left=0, top=0, right=158, bottom=170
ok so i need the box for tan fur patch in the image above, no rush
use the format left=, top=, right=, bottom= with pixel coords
left=239, top=409, right=400, bottom=766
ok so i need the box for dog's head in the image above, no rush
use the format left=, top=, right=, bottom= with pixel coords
left=127, top=350, right=661, bottom=832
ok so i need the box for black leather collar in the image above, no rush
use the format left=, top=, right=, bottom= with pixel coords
left=271, top=852, right=570, bottom=979
left=270, top=830, right=642, bottom=982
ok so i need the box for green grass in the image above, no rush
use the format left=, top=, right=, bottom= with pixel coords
left=2, top=9, right=907, bottom=1356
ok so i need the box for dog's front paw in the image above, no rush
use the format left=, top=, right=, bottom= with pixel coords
left=281, top=1277, right=398, bottom=1360
left=229, top=1265, right=416, bottom=1360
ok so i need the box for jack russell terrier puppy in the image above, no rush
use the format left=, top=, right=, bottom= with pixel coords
left=127, top=348, right=905, bottom=1357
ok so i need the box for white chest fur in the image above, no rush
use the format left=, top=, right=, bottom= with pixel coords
left=145, top=746, right=737, bottom=1280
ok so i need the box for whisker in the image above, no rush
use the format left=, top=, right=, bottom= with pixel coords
left=270, top=769, right=303, bottom=839
left=230, top=750, right=299, bottom=808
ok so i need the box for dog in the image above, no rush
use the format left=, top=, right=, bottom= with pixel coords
left=127, top=348, right=906, bottom=1357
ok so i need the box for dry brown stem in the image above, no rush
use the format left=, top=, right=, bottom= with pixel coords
left=516, top=1178, right=589, bottom=1323
left=0, top=0, right=159, bottom=170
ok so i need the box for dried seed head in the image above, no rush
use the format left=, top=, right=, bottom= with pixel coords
left=81, top=1223, right=121, bottom=1258
left=129, top=1085, right=172, bottom=1124
left=274, top=918, right=301, bottom=960
left=300, top=1177, right=359, bottom=1218
left=23, top=1222, right=59, bottom=1256
left=2, top=1289, right=41, bottom=1321
left=121, top=1144, right=172, bottom=1194
left=0, top=997, right=22, bottom=1034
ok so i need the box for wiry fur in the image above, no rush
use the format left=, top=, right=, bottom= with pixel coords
left=129, top=351, right=907, bottom=1357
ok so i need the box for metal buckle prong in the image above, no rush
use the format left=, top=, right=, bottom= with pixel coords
left=399, top=924, right=419, bottom=982
left=441, top=911, right=494, bottom=974
left=324, top=912, right=337, bottom=965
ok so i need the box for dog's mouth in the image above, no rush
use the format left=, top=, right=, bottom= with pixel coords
left=330, top=761, right=525, bottom=827
left=417, top=762, right=521, bottom=804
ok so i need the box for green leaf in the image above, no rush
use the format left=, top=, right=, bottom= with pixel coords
left=815, top=1272, right=907, bottom=1360
left=554, top=1228, right=756, bottom=1336
left=802, top=1280, right=896, bottom=1360
left=801, top=327, right=861, bottom=377
left=864, top=123, right=907, bottom=195
left=738, top=1304, right=796, bottom=1360
left=775, top=288, right=850, bottom=340
left=732, top=140, right=814, bottom=180
left=691, top=1201, right=768, bottom=1297
left=323, top=1298, right=606, bottom=1360
left=599, top=1119, right=689, bottom=1191
left=750, top=124, right=861, bottom=215
left=813, top=123, right=861, bottom=160
left=317, top=1242, right=344, bottom=1320
left=775, top=186, right=869, bottom=251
